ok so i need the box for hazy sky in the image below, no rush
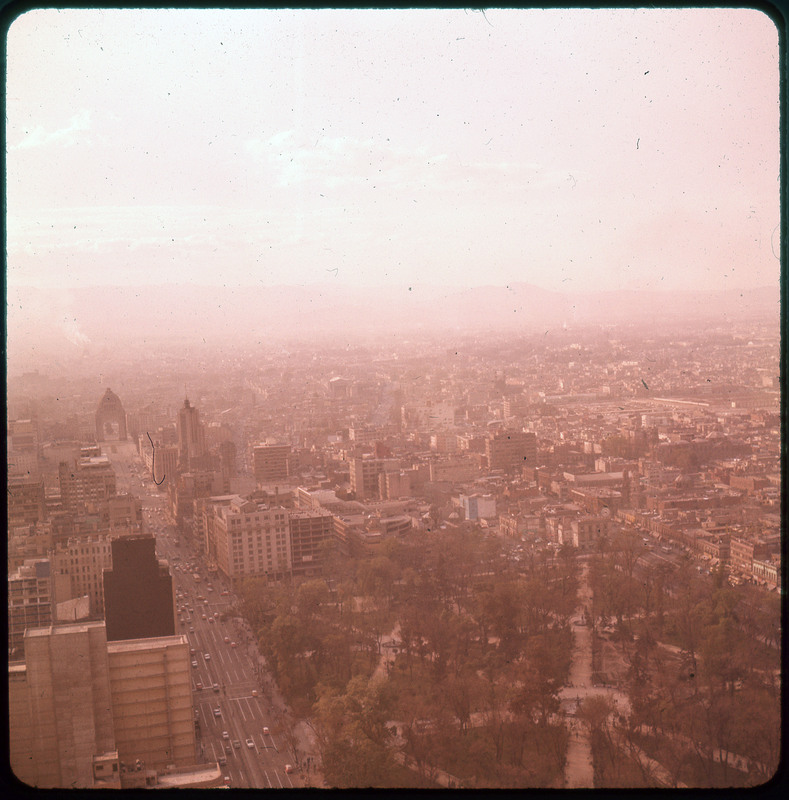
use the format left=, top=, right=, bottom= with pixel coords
left=6, top=7, right=780, bottom=293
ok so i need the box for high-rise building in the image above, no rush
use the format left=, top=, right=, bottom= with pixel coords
left=106, top=634, right=195, bottom=771
left=9, top=621, right=196, bottom=788
left=253, top=443, right=291, bottom=485
left=486, top=430, right=537, bottom=472
left=210, top=495, right=291, bottom=581
left=9, top=622, right=117, bottom=788
left=349, top=455, right=399, bottom=499
left=50, top=534, right=116, bottom=618
left=58, top=456, right=117, bottom=514
left=8, top=475, right=47, bottom=527
left=288, top=508, right=334, bottom=578
left=11, top=417, right=41, bottom=452
left=103, top=536, right=175, bottom=642
left=8, top=559, right=62, bottom=659
left=177, top=398, right=207, bottom=470
left=218, top=439, right=237, bottom=479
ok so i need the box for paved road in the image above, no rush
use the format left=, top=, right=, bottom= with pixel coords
left=106, top=442, right=301, bottom=788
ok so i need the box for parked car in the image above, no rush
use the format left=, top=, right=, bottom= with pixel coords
left=262, top=726, right=269, bottom=735
left=233, top=741, right=241, bottom=749
left=246, top=739, right=255, bottom=749
left=213, top=707, right=221, bottom=717
left=222, top=731, right=230, bottom=740
left=284, top=764, right=294, bottom=774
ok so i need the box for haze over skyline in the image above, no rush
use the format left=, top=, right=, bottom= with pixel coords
left=6, top=7, right=781, bottom=293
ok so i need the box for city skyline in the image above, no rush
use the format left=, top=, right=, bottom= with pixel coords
left=7, top=314, right=781, bottom=788
left=6, top=7, right=781, bottom=294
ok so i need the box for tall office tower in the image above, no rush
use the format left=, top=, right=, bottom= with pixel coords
left=8, top=559, right=57, bottom=659
left=288, top=508, right=334, bottom=578
left=8, top=475, right=47, bottom=526
left=58, top=456, right=117, bottom=514
left=106, top=634, right=195, bottom=771
left=11, top=417, right=41, bottom=451
left=50, top=534, right=115, bottom=618
left=253, top=443, right=291, bottom=484
left=218, top=439, right=237, bottom=479
left=95, top=388, right=128, bottom=442
left=10, top=621, right=196, bottom=788
left=486, top=429, right=538, bottom=472
left=9, top=622, right=117, bottom=788
left=177, top=398, right=207, bottom=470
left=210, top=496, right=291, bottom=581
left=349, top=455, right=400, bottom=499
left=103, top=536, right=175, bottom=642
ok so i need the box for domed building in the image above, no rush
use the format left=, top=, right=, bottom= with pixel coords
left=96, top=388, right=127, bottom=442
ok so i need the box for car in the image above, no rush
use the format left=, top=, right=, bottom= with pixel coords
left=218, top=756, right=227, bottom=766
left=223, top=776, right=231, bottom=785
left=189, top=627, right=195, bottom=633
left=233, top=741, right=241, bottom=749
left=221, top=590, right=230, bottom=597
left=246, top=739, right=255, bottom=749
left=191, top=660, right=198, bottom=668
left=262, top=726, right=269, bottom=735
left=284, top=764, right=294, bottom=774
left=224, top=743, right=232, bottom=754
left=213, top=683, right=220, bottom=692
left=252, top=690, right=258, bottom=697
left=222, top=731, right=230, bottom=740
left=231, top=642, right=237, bottom=648
left=224, top=636, right=231, bottom=644
left=196, top=681, right=203, bottom=690
left=204, top=653, right=211, bottom=661
left=209, top=617, right=215, bottom=623
left=202, top=614, right=207, bottom=620
left=213, top=708, right=221, bottom=717
left=190, top=648, right=196, bottom=655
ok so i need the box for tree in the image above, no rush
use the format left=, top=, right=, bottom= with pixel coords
left=313, top=677, right=398, bottom=787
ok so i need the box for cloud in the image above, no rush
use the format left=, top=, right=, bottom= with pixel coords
left=11, top=109, right=92, bottom=150
left=243, top=131, right=559, bottom=199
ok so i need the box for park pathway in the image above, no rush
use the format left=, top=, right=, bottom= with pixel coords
left=561, top=560, right=596, bottom=787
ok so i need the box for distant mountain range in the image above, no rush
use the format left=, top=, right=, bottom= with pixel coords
left=6, top=282, right=780, bottom=354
